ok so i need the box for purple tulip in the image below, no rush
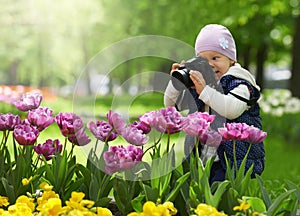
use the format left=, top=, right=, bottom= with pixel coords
left=130, top=121, right=151, bottom=134
left=245, top=125, right=267, bottom=144
left=218, top=123, right=250, bottom=141
left=182, top=113, right=211, bottom=137
left=122, top=126, right=149, bottom=146
left=27, top=107, right=55, bottom=131
left=200, top=130, right=222, bottom=147
left=103, top=145, right=143, bottom=174
left=13, top=123, right=40, bottom=146
left=55, top=112, right=84, bottom=137
left=0, top=113, right=21, bottom=131
left=67, top=127, right=91, bottom=146
left=87, top=120, right=118, bottom=142
left=140, top=107, right=183, bottom=134
left=33, top=139, right=62, bottom=160
left=185, top=112, right=215, bottom=124
left=107, top=110, right=126, bottom=134
left=13, top=91, right=42, bottom=112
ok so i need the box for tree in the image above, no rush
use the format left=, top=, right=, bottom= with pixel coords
left=291, top=14, right=300, bottom=97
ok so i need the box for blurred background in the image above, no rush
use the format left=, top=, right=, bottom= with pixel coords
left=0, top=0, right=299, bottom=97
left=0, top=0, right=300, bottom=182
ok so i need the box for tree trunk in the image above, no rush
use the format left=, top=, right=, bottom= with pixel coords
left=241, top=45, right=251, bottom=70
left=256, top=42, right=267, bottom=90
left=291, top=14, right=300, bottom=98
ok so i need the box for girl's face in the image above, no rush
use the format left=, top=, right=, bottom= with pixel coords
left=198, top=50, right=235, bottom=81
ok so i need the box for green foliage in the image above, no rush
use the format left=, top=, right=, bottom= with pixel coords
left=40, top=150, right=85, bottom=203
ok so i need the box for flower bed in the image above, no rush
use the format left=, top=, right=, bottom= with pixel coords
left=0, top=92, right=299, bottom=215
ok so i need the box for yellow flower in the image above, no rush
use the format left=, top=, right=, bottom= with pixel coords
left=233, top=200, right=251, bottom=211
left=70, top=191, right=85, bottom=203
left=38, top=197, right=65, bottom=216
left=22, top=176, right=33, bottom=186
left=195, top=203, right=227, bottom=216
left=8, top=203, right=33, bottom=215
left=127, top=213, right=142, bottom=216
left=0, top=196, right=9, bottom=207
left=65, top=191, right=91, bottom=211
left=142, top=201, right=158, bottom=215
left=80, top=199, right=95, bottom=209
left=40, top=182, right=54, bottom=191
left=162, top=201, right=177, bottom=215
left=97, top=207, right=113, bottom=216
left=15, top=195, right=35, bottom=212
left=127, top=201, right=177, bottom=216
left=36, top=190, right=59, bottom=211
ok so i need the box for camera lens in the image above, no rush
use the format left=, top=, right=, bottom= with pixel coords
left=171, top=68, right=193, bottom=90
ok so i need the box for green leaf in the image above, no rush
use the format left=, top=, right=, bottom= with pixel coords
left=205, top=180, right=230, bottom=207
left=1, top=177, right=16, bottom=203
left=131, top=195, right=145, bottom=212
left=143, top=184, right=159, bottom=202
left=242, top=196, right=267, bottom=212
left=95, top=197, right=112, bottom=207
left=285, top=179, right=300, bottom=201
left=56, top=151, right=68, bottom=189
left=166, top=172, right=190, bottom=202
left=267, top=189, right=296, bottom=215
left=256, top=175, right=272, bottom=209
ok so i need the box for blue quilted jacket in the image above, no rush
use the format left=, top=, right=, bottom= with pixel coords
left=186, top=74, right=265, bottom=177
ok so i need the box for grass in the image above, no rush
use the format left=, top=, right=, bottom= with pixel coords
left=261, top=135, right=300, bottom=183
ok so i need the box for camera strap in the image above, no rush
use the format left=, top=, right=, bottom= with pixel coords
left=228, top=91, right=258, bottom=106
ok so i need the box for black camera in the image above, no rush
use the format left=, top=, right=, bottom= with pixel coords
left=171, top=56, right=217, bottom=91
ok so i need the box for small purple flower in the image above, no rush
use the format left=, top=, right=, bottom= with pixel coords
left=103, top=145, right=143, bottom=174
left=13, top=91, right=42, bottom=112
left=122, top=126, right=149, bottom=146
left=87, top=120, right=118, bottom=142
left=27, top=107, right=55, bottom=131
left=0, top=113, right=21, bottom=131
left=245, top=125, right=267, bottom=144
left=130, top=121, right=151, bottom=134
left=68, top=127, right=91, bottom=146
left=55, top=112, right=84, bottom=137
left=33, top=139, right=62, bottom=160
left=107, top=110, right=126, bottom=134
left=200, top=130, right=222, bottom=147
left=182, top=113, right=211, bottom=137
left=218, top=123, right=250, bottom=141
left=13, top=123, right=39, bottom=146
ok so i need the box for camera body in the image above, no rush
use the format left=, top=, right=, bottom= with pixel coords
left=171, top=56, right=217, bottom=91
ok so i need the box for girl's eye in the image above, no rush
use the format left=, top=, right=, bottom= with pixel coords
left=212, top=56, right=218, bottom=60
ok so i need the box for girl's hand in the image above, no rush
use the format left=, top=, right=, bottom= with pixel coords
left=189, top=70, right=206, bottom=95
left=170, top=61, right=185, bottom=75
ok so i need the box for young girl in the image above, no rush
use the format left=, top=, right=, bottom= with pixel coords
left=164, top=24, right=265, bottom=184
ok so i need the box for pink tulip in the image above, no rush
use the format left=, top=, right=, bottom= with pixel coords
left=13, top=91, right=42, bottom=112
left=104, top=145, right=143, bottom=174
left=122, top=126, right=149, bottom=146
left=87, top=120, right=118, bottom=142
left=107, top=110, right=126, bottom=134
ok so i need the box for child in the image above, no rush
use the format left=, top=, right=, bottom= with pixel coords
left=164, top=24, right=265, bottom=184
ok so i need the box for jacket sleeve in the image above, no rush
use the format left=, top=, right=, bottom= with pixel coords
left=164, top=80, right=181, bottom=107
left=199, top=85, right=250, bottom=119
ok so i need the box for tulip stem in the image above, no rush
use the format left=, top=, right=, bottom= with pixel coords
left=233, top=140, right=238, bottom=174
